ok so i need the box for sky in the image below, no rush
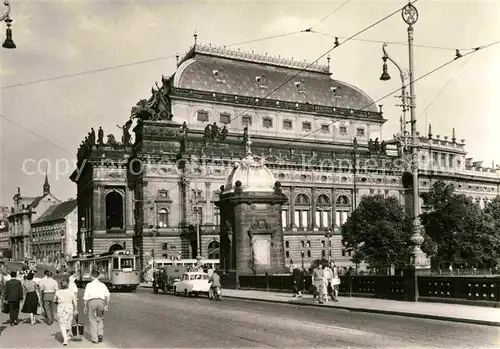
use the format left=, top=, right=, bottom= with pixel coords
left=0, top=0, right=499, bottom=206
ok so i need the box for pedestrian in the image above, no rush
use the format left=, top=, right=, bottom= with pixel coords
left=55, top=280, right=78, bottom=346
left=323, top=263, right=333, bottom=302
left=291, top=264, right=303, bottom=298
left=83, top=269, right=110, bottom=344
left=311, top=263, right=324, bottom=304
left=39, top=270, right=59, bottom=325
left=3, top=271, right=23, bottom=325
left=21, top=272, right=40, bottom=325
left=331, top=262, right=340, bottom=302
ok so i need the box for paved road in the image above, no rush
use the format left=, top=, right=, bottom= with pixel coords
left=76, top=288, right=500, bottom=348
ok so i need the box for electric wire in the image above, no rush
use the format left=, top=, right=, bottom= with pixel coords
left=313, top=31, right=482, bottom=52
left=228, top=0, right=419, bottom=124
left=0, top=31, right=307, bottom=153
left=0, top=31, right=305, bottom=90
left=0, top=113, right=74, bottom=155
left=307, top=0, right=352, bottom=31
left=418, top=53, right=474, bottom=119
left=282, top=40, right=500, bottom=147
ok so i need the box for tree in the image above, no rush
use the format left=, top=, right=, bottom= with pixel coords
left=420, top=181, right=500, bottom=268
left=341, top=195, right=412, bottom=272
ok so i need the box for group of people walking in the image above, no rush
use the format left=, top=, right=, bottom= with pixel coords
left=290, top=260, right=341, bottom=304
left=1, top=267, right=110, bottom=346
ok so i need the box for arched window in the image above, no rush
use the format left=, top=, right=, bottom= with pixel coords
left=108, top=244, right=123, bottom=253
left=335, top=195, right=351, bottom=227
left=158, top=208, right=169, bottom=227
left=315, top=194, right=331, bottom=228
left=207, top=240, right=220, bottom=260
left=294, top=194, right=310, bottom=228
left=105, top=192, right=123, bottom=230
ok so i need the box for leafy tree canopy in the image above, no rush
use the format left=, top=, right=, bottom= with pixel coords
left=420, top=181, right=500, bottom=268
left=341, top=195, right=413, bottom=271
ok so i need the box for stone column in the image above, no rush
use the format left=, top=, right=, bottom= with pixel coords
left=126, top=187, right=134, bottom=229
left=290, top=186, right=296, bottom=227
left=93, top=185, right=102, bottom=230
left=205, top=182, right=211, bottom=224
left=311, top=187, right=317, bottom=228
left=332, top=188, right=337, bottom=228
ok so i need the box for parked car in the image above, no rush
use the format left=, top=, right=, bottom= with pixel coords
left=173, top=272, right=210, bottom=297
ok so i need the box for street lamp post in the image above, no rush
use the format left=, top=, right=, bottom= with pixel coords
left=1, top=0, right=15, bottom=49
left=380, top=2, right=430, bottom=271
left=149, top=224, right=160, bottom=270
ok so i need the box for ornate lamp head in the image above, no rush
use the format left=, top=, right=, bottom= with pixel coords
left=380, top=56, right=391, bottom=81
left=2, top=16, right=15, bottom=49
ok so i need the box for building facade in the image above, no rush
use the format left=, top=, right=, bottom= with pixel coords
left=71, top=42, right=500, bottom=270
left=7, top=175, right=60, bottom=260
left=31, top=199, right=78, bottom=264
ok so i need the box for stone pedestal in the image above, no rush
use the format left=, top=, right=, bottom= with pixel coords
left=216, top=182, right=288, bottom=276
left=403, top=267, right=431, bottom=301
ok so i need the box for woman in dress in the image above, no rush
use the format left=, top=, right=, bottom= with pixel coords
left=55, top=280, right=77, bottom=346
left=21, top=272, right=39, bottom=325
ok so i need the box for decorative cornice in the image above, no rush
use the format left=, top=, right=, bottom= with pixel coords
left=191, top=43, right=330, bottom=74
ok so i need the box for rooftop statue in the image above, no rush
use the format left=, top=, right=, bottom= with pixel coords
left=130, top=79, right=173, bottom=121
left=97, top=126, right=104, bottom=146
left=106, top=134, right=118, bottom=147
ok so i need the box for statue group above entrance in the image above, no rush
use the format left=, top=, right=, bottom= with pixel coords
left=130, top=76, right=173, bottom=121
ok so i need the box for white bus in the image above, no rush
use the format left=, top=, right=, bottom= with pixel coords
left=153, top=258, right=219, bottom=270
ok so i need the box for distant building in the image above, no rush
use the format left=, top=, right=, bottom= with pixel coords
left=31, top=199, right=78, bottom=264
left=0, top=206, right=10, bottom=221
left=7, top=174, right=60, bottom=260
left=0, top=218, right=9, bottom=258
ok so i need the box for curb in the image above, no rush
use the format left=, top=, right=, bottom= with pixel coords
left=222, top=295, right=500, bottom=328
left=139, top=286, right=500, bottom=327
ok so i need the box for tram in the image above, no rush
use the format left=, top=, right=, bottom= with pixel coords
left=67, top=250, right=140, bottom=291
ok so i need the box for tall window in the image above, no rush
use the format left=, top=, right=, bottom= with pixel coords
left=315, top=194, right=331, bottom=228
left=281, top=209, right=288, bottom=228
left=158, top=208, right=169, bottom=227
left=294, top=194, right=310, bottom=228
left=335, top=195, right=350, bottom=227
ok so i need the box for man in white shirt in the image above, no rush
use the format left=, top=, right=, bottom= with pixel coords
left=83, top=269, right=110, bottom=344
left=39, top=270, right=59, bottom=325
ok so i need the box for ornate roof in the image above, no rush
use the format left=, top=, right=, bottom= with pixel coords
left=224, top=135, right=276, bottom=193
left=173, top=44, right=378, bottom=112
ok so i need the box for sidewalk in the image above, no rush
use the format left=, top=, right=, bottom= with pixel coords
left=140, top=284, right=500, bottom=327
left=222, top=289, right=500, bottom=327
left=0, top=317, right=113, bottom=348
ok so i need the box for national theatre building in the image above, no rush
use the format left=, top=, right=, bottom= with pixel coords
left=71, top=40, right=500, bottom=270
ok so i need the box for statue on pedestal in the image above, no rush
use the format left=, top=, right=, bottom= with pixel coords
left=97, top=127, right=104, bottom=146
left=90, top=128, right=96, bottom=145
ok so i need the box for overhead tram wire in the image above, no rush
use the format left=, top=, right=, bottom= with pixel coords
left=0, top=113, right=73, bottom=156
left=282, top=39, right=500, bottom=147
left=312, top=31, right=482, bottom=52
left=0, top=31, right=306, bottom=151
left=418, top=53, right=475, bottom=119
left=1, top=31, right=305, bottom=90
left=306, top=0, right=353, bottom=31
left=228, top=0, right=419, bottom=124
